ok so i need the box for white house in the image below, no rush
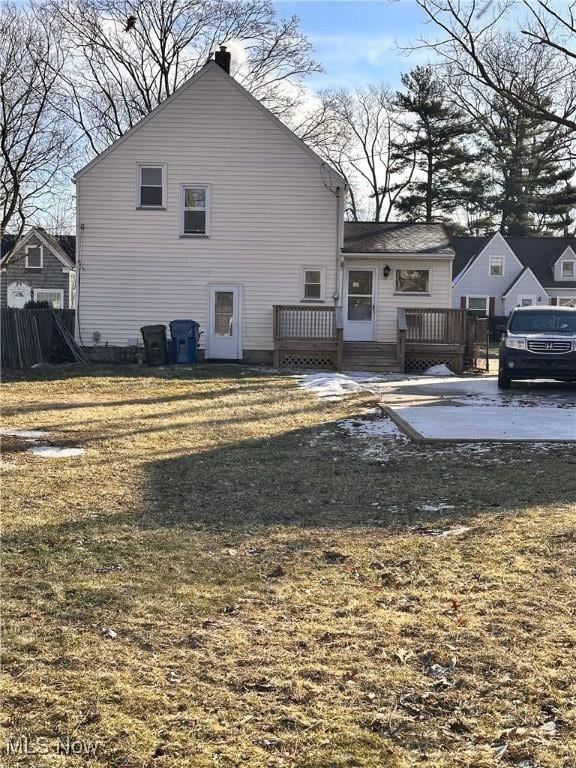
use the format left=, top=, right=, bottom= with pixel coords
left=74, top=49, right=455, bottom=370
left=452, top=232, right=576, bottom=316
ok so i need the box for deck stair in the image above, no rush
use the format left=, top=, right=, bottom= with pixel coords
left=341, top=342, right=401, bottom=373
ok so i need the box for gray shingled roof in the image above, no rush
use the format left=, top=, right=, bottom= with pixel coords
left=452, top=235, right=576, bottom=288
left=343, top=222, right=454, bottom=255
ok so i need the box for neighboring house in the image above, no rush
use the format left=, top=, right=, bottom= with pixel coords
left=452, top=232, right=576, bottom=316
left=74, top=49, right=455, bottom=369
left=1, top=228, right=76, bottom=309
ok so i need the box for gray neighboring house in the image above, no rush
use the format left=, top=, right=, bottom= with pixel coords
left=1, top=227, right=76, bottom=309
left=452, top=231, right=576, bottom=315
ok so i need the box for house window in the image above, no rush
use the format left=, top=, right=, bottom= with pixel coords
left=25, top=245, right=43, bottom=269
left=302, top=268, right=325, bottom=301
left=182, top=186, right=209, bottom=235
left=395, top=269, right=429, bottom=294
left=138, top=165, right=165, bottom=207
left=558, top=297, right=576, bottom=307
left=34, top=289, right=64, bottom=308
left=517, top=296, right=535, bottom=307
left=467, top=296, right=489, bottom=316
left=561, top=261, right=575, bottom=279
left=489, top=256, right=504, bottom=276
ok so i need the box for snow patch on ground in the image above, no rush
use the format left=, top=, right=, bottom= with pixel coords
left=296, top=372, right=407, bottom=400
left=27, top=446, right=85, bottom=458
left=1, top=428, right=48, bottom=439
left=338, top=416, right=406, bottom=439
left=424, top=364, right=455, bottom=377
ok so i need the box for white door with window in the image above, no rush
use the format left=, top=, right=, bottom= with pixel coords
left=344, top=269, right=376, bottom=341
left=7, top=282, right=31, bottom=308
left=207, top=285, right=242, bottom=359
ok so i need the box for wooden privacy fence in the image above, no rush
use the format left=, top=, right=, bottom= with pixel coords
left=1, top=308, right=82, bottom=369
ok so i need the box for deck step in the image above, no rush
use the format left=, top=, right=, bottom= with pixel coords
left=342, top=361, right=401, bottom=372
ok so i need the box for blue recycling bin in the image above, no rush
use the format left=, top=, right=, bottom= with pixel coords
left=169, top=320, right=200, bottom=363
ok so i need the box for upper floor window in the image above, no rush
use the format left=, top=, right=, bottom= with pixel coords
left=561, top=260, right=575, bottom=279
left=25, top=245, right=43, bottom=269
left=138, top=165, right=165, bottom=208
left=301, top=267, right=325, bottom=301
left=395, top=269, right=429, bottom=294
left=182, top=185, right=209, bottom=236
left=489, top=256, right=504, bottom=276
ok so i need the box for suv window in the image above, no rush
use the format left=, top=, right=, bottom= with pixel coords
left=508, top=311, right=576, bottom=334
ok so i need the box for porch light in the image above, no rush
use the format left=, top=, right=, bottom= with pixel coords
left=383, top=265, right=391, bottom=279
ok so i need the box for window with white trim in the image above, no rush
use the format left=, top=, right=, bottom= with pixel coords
left=34, top=289, right=64, bottom=308
left=25, top=245, right=43, bottom=269
left=467, top=296, right=489, bottom=315
left=182, top=185, right=209, bottom=235
left=138, top=165, right=165, bottom=207
left=558, top=297, right=576, bottom=307
left=395, top=269, right=429, bottom=293
left=301, top=268, right=325, bottom=301
left=561, top=260, right=575, bottom=279
left=489, top=256, right=504, bottom=276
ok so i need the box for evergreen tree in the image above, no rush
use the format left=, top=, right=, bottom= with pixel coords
left=467, top=90, right=576, bottom=235
left=392, top=66, right=480, bottom=222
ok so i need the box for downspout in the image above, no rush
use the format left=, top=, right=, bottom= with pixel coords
left=334, top=184, right=345, bottom=371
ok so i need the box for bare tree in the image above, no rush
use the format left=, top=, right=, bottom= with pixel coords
left=51, top=0, right=320, bottom=154
left=317, top=85, right=416, bottom=221
left=414, top=0, right=576, bottom=132
left=0, top=1, right=72, bottom=239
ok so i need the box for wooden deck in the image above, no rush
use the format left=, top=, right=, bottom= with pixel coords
left=273, top=305, right=486, bottom=373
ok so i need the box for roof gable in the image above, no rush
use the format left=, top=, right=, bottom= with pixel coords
left=1, top=227, right=75, bottom=268
left=452, top=232, right=523, bottom=283
left=502, top=266, right=546, bottom=296
left=74, top=61, right=344, bottom=186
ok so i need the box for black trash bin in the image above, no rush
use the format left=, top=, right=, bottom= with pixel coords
left=169, top=320, right=200, bottom=363
left=140, top=325, right=169, bottom=366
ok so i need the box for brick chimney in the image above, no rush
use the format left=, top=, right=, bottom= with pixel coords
left=214, top=45, right=231, bottom=74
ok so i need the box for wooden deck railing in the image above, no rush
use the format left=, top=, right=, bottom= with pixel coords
left=273, top=304, right=337, bottom=341
left=404, top=308, right=468, bottom=345
left=397, top=308, right=407, bottom=372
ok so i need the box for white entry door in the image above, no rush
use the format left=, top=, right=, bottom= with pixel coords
left=207, top=285, right=242, bottom=359
left=344, top=269, right=376, bottom=341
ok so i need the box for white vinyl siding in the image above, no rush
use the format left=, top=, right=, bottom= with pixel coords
left=346, top=257, right=453, bottom=343
left=502, top=268, right=549, bottom=315
left=76, top=65, right=340, bottom=349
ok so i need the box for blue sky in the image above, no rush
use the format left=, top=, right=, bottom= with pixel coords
left=273, top=1, right=433, bottom=90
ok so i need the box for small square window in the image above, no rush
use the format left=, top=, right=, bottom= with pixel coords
left=395, top=269, right=429, bottom=293
left=182, top=186, right=209, bottom=235
left=490, top=256, right=504, bottom=276
left=302, top=268, right=324, bottom=301
left=139, top=165, right=164, bottom=207
left=561, top=261, right=575, bottom=278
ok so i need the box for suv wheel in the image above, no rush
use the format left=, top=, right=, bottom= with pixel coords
left=498, top=371, right=512, bottom=389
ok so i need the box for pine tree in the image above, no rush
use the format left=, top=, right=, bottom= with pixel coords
left=478, top=93, right=576, bottom=235
left=392, top=66, right=480, bottom=222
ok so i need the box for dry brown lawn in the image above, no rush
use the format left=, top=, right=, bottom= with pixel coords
left=1, top=364, right=575, bottom=767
